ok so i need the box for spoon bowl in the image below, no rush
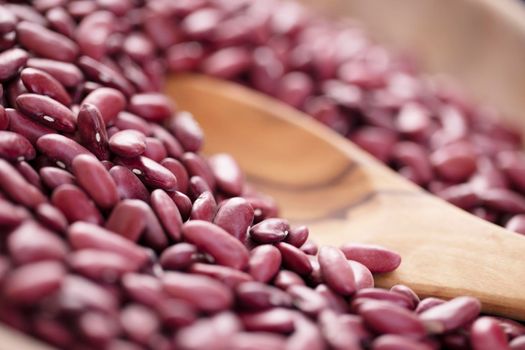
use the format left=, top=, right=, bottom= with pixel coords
left=166, top=73, right=525, bottom=320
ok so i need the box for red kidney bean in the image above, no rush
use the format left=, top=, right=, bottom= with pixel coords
left=392, top=142, right=433, bottom=185
left=0, top=130, right=35, bottom=161
left=35, top=203, right=68, bottom=233
left=227, top=332, right=287, bottom=350
left=437, top=184, right=479, bottom=210
left=181, top=8, right=222, bottom=39
left=16, top=21, right=78, bottom=62
left=109, top=165, right=150, bottom=202
left=301, top=239, right=319, bottom=255
left=75, top=11, right=115, bottom=60
left=166, top=41, right=205, bottom=72
left=162, top=271, right=233, bottom=313
left=416, top=298, right=446, bottom=314
left=213, top=197, right=254, bottom=242
left=248, top=245, right=281, bottom=283
left=284, top=226, right=309, bottom=248
left=120, top=304, right=159, bottom=345
left=274, top=270, right=305, bottom=290
left=167, top=190, right=193, bottom=221
left=208, top=153, right=244, bottom=196
left=59, top=274, right=117, bottom=313
left=511, top=336, right=525, bottom=350
left=480, top=189, right=525, bottom=214
left=0, top=6, right=16, bottom=34
left=340, top=243, right=401, bottom=273
left=141, top=200, right=169, bottom=251
left=77, top=311, right=119, bottom=345
left=160, top=243, right=197, bottom=271
left=498, top=151, right=525, bottom=193
left=241, top=308, right=295, bottom=334
left=175, top=312, right=240, bottom=350
left=319, top=310, right=362, bottom=350
left=143, top=12, right=181, bottom=50
left=121, top=273, right=163, bottom=308
left=82, top=87, right=126, bottom=124
left=276, top=242, right=313, bottom=276
left=68, top=222, right=149, bottom=266
left=419, top=296, right=481, bottom=333
left=470, top=317, right=509, bottom=350
left=189, top=263, right=253, bottom=289
left=115, top=156, right=178, bottom=191
left=40, top=167, right=74, bottom=191
left=20, top=68, right=71, bottom=106
left=237, top=281, right=292, bottom=310
left=105, top=199, right=148, bottom=242
left=359, top=300, right=426, bottom=337
left=348, top=260, right=374, bottom=290
left=202, top=47, right=252, bottom=79
left=0, top=106, right=8, bottom=130
left=182, top=220, right=249, bottom=270
left=0, top=198, right=30, bottom=228
left=190, top=191, right=217, bottom=222
left=16, top=94, right=76, bottom=132
left=123, top=32, right=155, bottom=63
left=351, top=127, right=398, bottom=163
left=128, top=93, right=173, bottom=122
left=354, top=288, right=416, bottom=309
left=109, top=130, right=147, bottom=158
left=4, top=261, right=65, bottom=304
left=0, top=48, right=29, bottom=81
left=72, top=154, right=119, bottom=209
left=315, top=284, right=349, bottom=314
left=167, top=111, right=203, bottom=153
left=27, top=58, right=83, bottom=88
left=507, top=214, right=525, bottom=234
left=318, top=246, right=356, bottom=296
left=155, top=298, right=197, bottom=329
left=8, top=220, right=68, bottom=265
left=372, top=334, right=433, bottom=350
left=150, top=124, right=184, bottom=159
left=287, top=285, right=327, bottom=317
left=496, top=318, right=525, bottom=339
left=52, top=184, right=103, bottom=225
left=76, top=103, right=109, bottom=160
left=151, top=189, right=183, bottom=241
left=161, top=158, right=189, bottom=192
left=78, top=55, right=135, bottom=96
left=33, top=317, right=73, bottom=349
left=16, top=160, right=42, bottom=189
left=0, top=158, right=46, bottom=208
left=390, top=284, right=420, bottom=309
left=114, top=111, right=152, bottom=136
left=189, top=175, right=211, bottom=199
left=250, top=218, right=289, bottom=243
left=430, top=142, right=477, bottom=182
left=69, top=249, right=138, bottom=281
left=276, top=71, right=314, bottom=108
left=46, top=7, right=75, bottom=38
left=143, top=137, right=167, bottom=162
left=287, top=316, right=325, bottom=350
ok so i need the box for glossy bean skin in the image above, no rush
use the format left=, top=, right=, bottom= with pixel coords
left=340, top=243, right=401, bottom=273
left=160, top=243, right=197, bottom=271
left=470, top=317, right=510, bottom=350
left=82, top=87, right=126, bottom=124
left=208, top=153, right=244, bottom=196
left=359, top=301, right=426, bottom=337
left=248, top=245, right=282, bottom=283
left=182, top=220, right=249, bottom=270
left=318, top=246, right=356, bottom=296
left=40, top=167, right=75, bottom=190
left=419, top=296, right=481, bottom=334
left=51, top=184, right=103, bottom=225
left=76, top=103, right=109, bottom=160
left=190, top=191, right=217, bottom=222
left=6, top=108, right=55, bottom=144
left=72, top=154, right=119, bottom=209
left=349, top=260, right=375, bottom=290
left=0, top=130, right=35, bottom=161
left=0, top=48, right=29, bottom=81
left=213, top=197, right=254, bottom=242
left=189, top=263, right=253, bottom=289
left=168, top=111, right=203, bottom=152
left=161, top=157, right=189, bottom=193
left=115, top=156, right=177, bottom=191
left=276, top=242, right=313, bottom=276
left=35, top=203, right=68, bottom=233
left=109, top=165, right=150, bottom=202
left=27, top=58, right=83, bottom=87
left=20, top=68, right=71, bottom=106
left=129, top=93, right=173, bottom=122
left=105, top=199, right=148, bottom=242
left=0, top=158, right=45, bottom=208
left=16, top=93, right=76, bottom=132
left=250, top=218, right=290, bottom=243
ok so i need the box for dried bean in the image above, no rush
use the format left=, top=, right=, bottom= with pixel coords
left=52, top=184, right=103, bottom=224
left=341, top=243, right=401, bottom=273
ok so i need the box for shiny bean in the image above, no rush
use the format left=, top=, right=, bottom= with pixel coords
left=105, top=199, right=148, bottom=242
left=109, top=165, right=150, bottom=201
left=0, top=130, right=35, bottom=161
left=27, top=58, right=83, bottom=87
left=129, top=93, right=173, bottom=122
left=189, top=263, right=253, bottom=289
left=16, top=93, right=76, bottom=132
left=115, top=156, right=177, bottom=191
left=160, top=243, right=197, bottom=271
left=190, top=191, right=217, bottom=222
left=168, top=111, right=204, bottom=152
left=248, top=245, right=282, bottom=283
left=20, top=68, right=71, bottom=106
left=276, top=242, right=313, bottom=276
left=419, top=296, right=481, bottom=333
left=470, top=317, right=509, bottom=350
left=161, top=157, right=189, bottom=193
left=359, top=300, right=426, bottom=337
left=52, top=184, right=103, bottom=224
left=35, top=203, right=68, bottom=233
left=250, top=218, right=289, bottom=243
left=0, top=48, right=29, bottom=81
left=341, top=243, right=401, bottom=273
left=0, top=158, right=45, bottom=208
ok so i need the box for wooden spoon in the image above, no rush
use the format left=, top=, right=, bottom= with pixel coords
left=166, top=74, right=525, bottom=320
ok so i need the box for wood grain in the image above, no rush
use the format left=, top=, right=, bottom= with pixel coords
left=167, top=74, right=525, bottom=320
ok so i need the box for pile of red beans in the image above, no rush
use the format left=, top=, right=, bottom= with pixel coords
left=0, top=0, right=524, bottom=349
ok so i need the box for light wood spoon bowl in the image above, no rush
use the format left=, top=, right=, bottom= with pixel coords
left=166, top=74, right=525, bottom=321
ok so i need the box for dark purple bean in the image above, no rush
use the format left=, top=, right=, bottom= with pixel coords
left=16, top=94, right=75, bottom=132
left=168, top=111, right=204, bottom=152
left=46, top=7, right=75, bottom=38
left=0, top=106, right=8, bottom=130
left=190, top=191, right=217, bottom=222
left=129, top=93, right=173, bottom=121
left=189, top=263, right=253, bottom=289
left=318, top=246, right=356, bottom=296
left=52, top=184, right=103, bottom=224
left=123, top=32, right=155, bottom=63
left=141, top=200, right=170, bottom=251
left=40, top=166, right=75, bottom=190
left=341, top=243, right=401, bottom=273
left=392, top=142, right=433, bottom=185
left=419, top=296, right=481, bottom=333
left=114, top=111, right=152, bottom=136
left=248, top=245, right=281, bottom=283
left=360, top=300, right=426, bottom=337
left=8, top=220, right=68, bottom=265
left=162, top=271, right=233, bottom=313
left=20, top=68, right=71, bottom=106
left=109, top=165, right=149, bottom=201
left=161, top=158, right=189, bottom=193
left=78, top=55, right=135, bottom=96
left=430, top=142, right=477, bottom=182
left=0, top=48, right=29, bottom=81
left=75, top=11, right=115, bottom=60
left=37, top=134, right=92, bottom=169
left=160, top=243, right=197, bottom=271
left=246, top=195, right=279, bottom=223
left=168, top=190, right=193, bottom=221
left=0, top=158, right=46, bottom=208
left=72, top=154, right=119, bottom=209
left=35, top=203, right=68, bottom=233
left=109, top=130, right=146, bottom=158
left=250, top=218, right=289, bottom=243
left=471, top=317, right=509, bottom=350
left=17, top=21, right=78, bottom=62
left=213, top=197, right=254, bottom=242
left=76, top=103, right=109, bottom=160
left=3, top=261, right=65, bottom=304
left=151, top=189, right=183, bottom=241
left=182, top=220, right=249, bottom=270
left=143, top=137, right=167, bottom=162
left=16, top=160, right=42, bottom=189
left=276, top=242, right=312, bottom=276
left=0, top=130, right=35, bottom=161
left=81, top=87, right=126, bottom=124
left=27, top=58, right=83, bottom=87
left=150, top=124, right=184, bottom=159
left=69, top=249, right=138, bottom=280
left=115, top=155, right=177, bottom=190
left=68, top=221, right=149, bottom=266
left=105, top=199, right=148, bottom=242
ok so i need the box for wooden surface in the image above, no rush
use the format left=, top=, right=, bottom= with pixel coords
left=298, top=0, right=525, bottom=131
left=167, top=74, right=525, bottom=320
